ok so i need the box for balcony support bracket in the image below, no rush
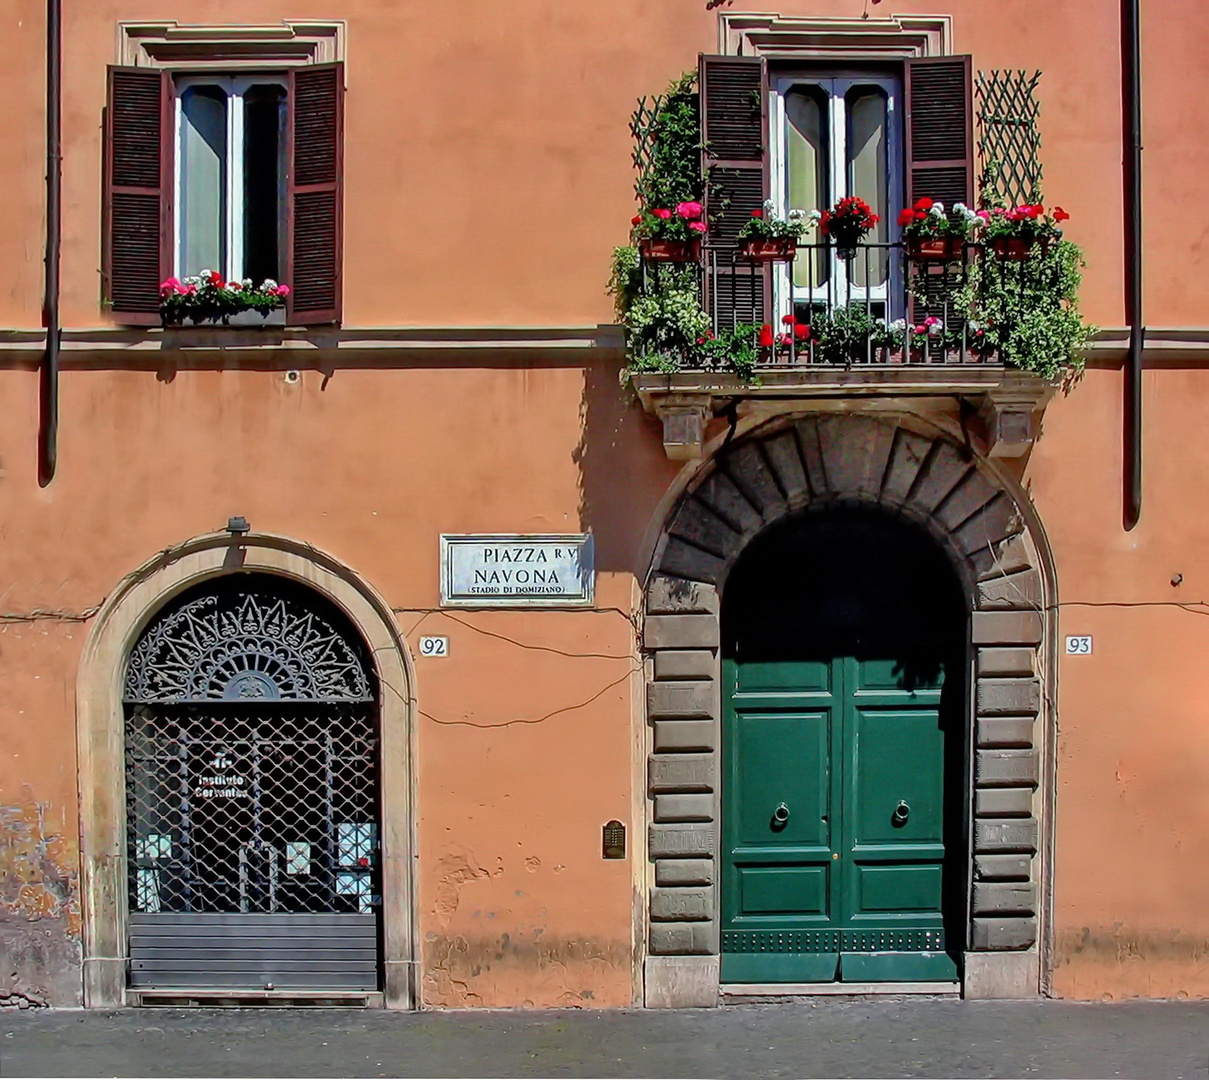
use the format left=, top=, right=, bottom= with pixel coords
left=654, top=395, right=713, bottom=460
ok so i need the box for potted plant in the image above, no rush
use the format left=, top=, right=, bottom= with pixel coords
left=737, top=200, right=816, bottom=261
left=631, top=201, right=708, bottom=262
left=978, top=203, right=1069, bottom=260
left=160, top=272, right=290, bottom=326
left=820, top=196, right=880, bottom=260
left=897, top=199, right=978, bottom=261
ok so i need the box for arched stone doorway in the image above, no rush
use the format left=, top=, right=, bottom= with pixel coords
left=642, top=415, right=1053, bottom=1006
left=122, top=576, right=382, bottom=999
left=77, top=532, right=415, bottom=1008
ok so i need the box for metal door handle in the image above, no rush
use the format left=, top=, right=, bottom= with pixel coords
left=772, top=802, right=790, bottom=826
left=892, top=800, right=910, bottom=827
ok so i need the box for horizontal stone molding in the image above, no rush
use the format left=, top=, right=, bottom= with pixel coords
left=976, top=749, right=1040, bottom=788
left=653, top=793, right=714, bottom=823
left=977, top=678, right=1041, bottom=717
left=118, top=20, right=346, bottom=68
left=652, top=720, right=715, bottom=754
left=971, top=610, right=1043, bottom=646
left=977, top=648, right=1036, bottom=678
left=652, top=650, right=716, bottom=681
left=971, top=917, right=1038, bottom=952
left=974, top=854, right=1033, bottom=882
left=975, top=788, right=1034, bottom=818
left=976, top=716, right=1036, bottom=749
left=644, top=614, right=720, bottom=651
left=973, top=882, right=1037, bottom=916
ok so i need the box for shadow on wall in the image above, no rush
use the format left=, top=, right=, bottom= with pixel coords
left=0, top=795, right=81, bottom=1007
left=574, top=345, right=680, bottom=574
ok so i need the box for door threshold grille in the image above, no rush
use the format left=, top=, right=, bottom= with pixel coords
left=722, top=981, right=960, bottom=1002
left=128, top=989, right=384, bottom=1008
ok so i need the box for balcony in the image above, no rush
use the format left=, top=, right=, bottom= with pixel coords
left=626, top=239, right=1078, bottom=460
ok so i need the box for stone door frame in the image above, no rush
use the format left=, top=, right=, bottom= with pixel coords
left=641, top=413, right=1057, bottom=1006
left=76, top=531, right=417, bottom=1008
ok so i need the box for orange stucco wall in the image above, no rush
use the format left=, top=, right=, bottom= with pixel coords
left=2, top=0, right=1209, bottom=1005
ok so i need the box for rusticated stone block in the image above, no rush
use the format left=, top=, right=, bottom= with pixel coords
left=907, top=442, right=968, bottom=514
left=975, top=787, right=1033, bottom=817
left=935, top=468, right=999, bottom=532
left=976, top=748, right=1039, bottom=788
left=649, top=823, right=716, bottom=859
left=970, top=917, right=1036, bottom=951
left=967, top=530, right=1033, bottom=581
left=655, top=858, right=714, bottom=887
left=976, top=716, right=1035, bottom=749
left=659, top=539, right=726, bottom=585
left=882, top=430, right=933, bottom=503
left=724, top=443, right=787, bottom=521
left=977, top=678, right=1040, bottom=717
left=973, top=882, right=1037, bottom=916
left=650, top=885, right=715, bottom=921
left=971, top=610, right=1042, bottom=646
left=954, top=494, right=1024, bottom=557
left=653, top=793, right=714, bottom=823
left=978, top=569, right=1042, bottom=611
left=652, top=720, right=714, bottom=753
left=817, top=415, right=884, bottom=497
left=977, top=648, right=1036, bottom=678
left=670, top=501, right=744, bottom=561
left=764, top=430, right=810, bottom=507
left=974, top=818, right=1038, bottom=854
left=653, top=649, right=715, bottom=681
left=649, top=920, right=718, bottom=955
left=794, top=417, right=828, bottom=494
left=649, top=753, right=715, bottom=793
left=644, top=614, right=719, bottom=650
left=695, top=470, right=763, bottom=536
left=975, top=854, right=1033, bottom=882
left=859, top=418, right=897, bottom=497
left=647, top=576, right=718, bottom=615
left=644, top=955, right=719, bottom=1007
left=648, top=681, right=714, bottom=720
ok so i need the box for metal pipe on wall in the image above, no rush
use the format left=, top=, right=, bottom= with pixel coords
left=1123, top=0, right=1144, bottom=529
left=39, top=0, right=61, bottom=487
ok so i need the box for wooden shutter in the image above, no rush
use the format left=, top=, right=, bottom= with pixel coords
left=103, top=66, right=171, bottom=325
left=904, top=55, right=974, bottom=210
left=287, top=63, right=344, bottom=325
left=699, top=54, right=769, bottom=331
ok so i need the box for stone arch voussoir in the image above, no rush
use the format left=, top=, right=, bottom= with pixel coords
left=642, top=414, right=1052, bottom=1008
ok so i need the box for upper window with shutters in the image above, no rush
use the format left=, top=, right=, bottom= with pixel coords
left=700, top=54, right=973, bottom=329
left=103, top=63, right=344, bottom=326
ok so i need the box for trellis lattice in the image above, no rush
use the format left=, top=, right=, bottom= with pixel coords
left=125, top=587, right=374, bottom=704
left=976, top=69, right=1043, bottom=208
left=629, top=94, right=663, bottom=201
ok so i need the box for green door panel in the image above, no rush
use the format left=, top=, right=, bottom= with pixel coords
left=722, top=653, right=959, bottom=984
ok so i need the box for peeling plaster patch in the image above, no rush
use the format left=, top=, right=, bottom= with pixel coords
left=422, top=931, right=630, bottom=1009
left=432, top=850, right=492, bottom=928
left=0, top=798, right=81, bottom=1007
left=1054, top=927, right=1209, bottom=1000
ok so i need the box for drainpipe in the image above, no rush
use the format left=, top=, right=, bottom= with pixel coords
left=39, top=0, right=61, bottom=487
left=1122, top=0, right=1143, bottom=529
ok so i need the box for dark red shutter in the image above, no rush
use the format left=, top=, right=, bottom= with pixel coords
left=103, top=66, right=171, bottom=325
left=699, top=54, right=769, bottom=331
left=287, top=63, right=344, bottom=325
left=904, top=56, right=974, bottom=210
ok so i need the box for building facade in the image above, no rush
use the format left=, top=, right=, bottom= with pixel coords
left=1, top=0, right=1207, bottom=1009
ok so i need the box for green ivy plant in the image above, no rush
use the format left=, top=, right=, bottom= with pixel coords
left=956, top=240, right=1094, bottom=381
left=635, top=73, right=701, bottom=211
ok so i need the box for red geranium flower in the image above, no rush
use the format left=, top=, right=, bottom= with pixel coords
left=914, top=197, right=934, bottom=211
left=782, top=313, right=796, bottom=325
left=897, top=208, right=916, bottom=227
left=1053, top=207, right=1070, bottom=222
left=652, top=208, right=672, bottom=220
left=688, top=220, right=708, bottom=233
left=751, top=209, right=763, bottom=218
left=794, top=323, right=811, bottom=340
left=758, top=324, right=774, bottom=347
left=631, top=214, right=642, bottom=226
left=208, top=270, right=223, bottom=286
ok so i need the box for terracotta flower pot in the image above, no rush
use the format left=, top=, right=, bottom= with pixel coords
left=906, top=235, right=965, bottom=262
left=740, top=237, right=797, bottom=262
left=990, top=236, right=1034, bottom=260
left=638, top=238, right=702, bottom=263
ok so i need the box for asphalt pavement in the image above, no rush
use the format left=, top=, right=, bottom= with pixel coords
left=3, top=999, right=1208, bottom=1078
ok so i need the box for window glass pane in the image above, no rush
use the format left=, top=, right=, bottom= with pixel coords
left=847, top=87, right=889, bottom=287
left=179, top=85, right=227, bottom=279
left=787, top=87, right=829, bottom=289
left=242, top=84, right=287, bottom=286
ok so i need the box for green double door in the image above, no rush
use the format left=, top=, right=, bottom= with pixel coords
left=721, top=652, right=959, bottom=983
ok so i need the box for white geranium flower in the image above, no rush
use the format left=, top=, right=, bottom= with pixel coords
left=928, top=202, right=946, bottom=217
left=241, top=278, right=253, bottom=288
left=262, top=279, right=277, bottom=290
left=763, top=198, right=776, bottom=214
left=889, top=318, right=906, bottom=332
left=787, top=208, right=806, bottom=222
left=808, top=209, right=823, bottom=221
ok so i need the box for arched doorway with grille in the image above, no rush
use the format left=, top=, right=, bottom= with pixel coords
left=121, top=576, right=383, bottom=997
left=77, top=532, right=416, bottom=1009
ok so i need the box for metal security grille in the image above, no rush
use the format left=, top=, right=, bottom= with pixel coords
left=123, top=579, right=381, bottom=992
left=976, top=69, right=1044, bottom=207
left=126, top=705, right=378, bottom=917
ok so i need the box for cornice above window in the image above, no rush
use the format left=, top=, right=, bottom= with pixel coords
left=719, top=13, right=952, bottom=60
left=117, top=20, right=346, bottom=69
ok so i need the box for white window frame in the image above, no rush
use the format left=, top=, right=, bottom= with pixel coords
left=173, top=73, right=288, bottom=282
left=769, top=72, right=903, bottom=323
